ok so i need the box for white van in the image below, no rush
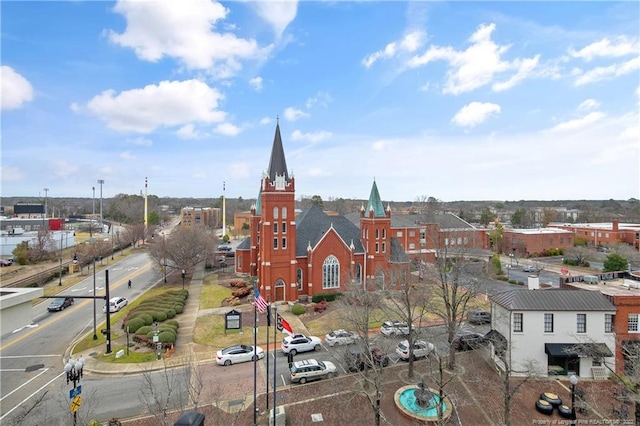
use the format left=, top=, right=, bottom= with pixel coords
left=103, top=296, right=128, bottom=313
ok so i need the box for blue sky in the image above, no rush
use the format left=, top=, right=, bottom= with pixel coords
left=2, top=1, right=638, bottom=202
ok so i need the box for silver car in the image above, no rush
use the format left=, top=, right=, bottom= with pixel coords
left=380, top=320, right=412, bottom=336
left=324, top=329, right=360, bottom=347
left=395, top=340, right=435, bottom=360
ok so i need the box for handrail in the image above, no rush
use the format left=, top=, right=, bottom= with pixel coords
left=1, top=261, right=74, bottom=288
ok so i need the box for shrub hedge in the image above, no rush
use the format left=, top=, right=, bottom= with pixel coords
left=311, top=292, right=342, bottom=303
left=291, top=303, right=306, bottom=315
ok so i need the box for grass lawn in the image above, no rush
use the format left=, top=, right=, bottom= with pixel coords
left=194, top=315, right=274, bottom=348
left=95, top=345, right=158, bottom=363
left=199, top=275, right=233, bottom=309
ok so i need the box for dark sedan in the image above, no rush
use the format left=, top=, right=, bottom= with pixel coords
left=453, top=330, right=486, bottom=351
left=47, top=297, right=74, bottom=312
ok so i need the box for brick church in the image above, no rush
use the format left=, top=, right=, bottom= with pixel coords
left=235, top=123, right=415, bottom=303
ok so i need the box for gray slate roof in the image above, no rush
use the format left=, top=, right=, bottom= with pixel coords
left=266, top=123, right=289, bottom=182
left=236, top=237, right=251, bottom=250
left=344, top=212, right=474, bottom=230
left=491, top=289, right=616, bottom=312
left=295, top=205, right=365, bottom=257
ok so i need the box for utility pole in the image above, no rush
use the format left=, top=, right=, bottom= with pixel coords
left=97, top=179, right=104, bottom=233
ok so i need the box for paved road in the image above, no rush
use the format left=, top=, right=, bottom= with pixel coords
left=0, top=252, right=161, bottom=426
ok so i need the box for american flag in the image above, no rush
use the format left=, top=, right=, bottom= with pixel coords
left=253, top=287, right=268, bottom=313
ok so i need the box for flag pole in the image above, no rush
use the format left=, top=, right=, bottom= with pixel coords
left=253, top=301, right=258, bottom=426
left=266, top=302, right=270, bottom=412
left=273, top=305, right=278, bottom=425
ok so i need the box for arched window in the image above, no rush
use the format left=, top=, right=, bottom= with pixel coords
left=356, top=264, right=362, bottom=283
left=282, top=207, right=287, bottom=219
left=297, top=268, right=303, bottom=291
left=322, top=255, right=340, bottom=289
left=273, top=206, right=279, bottom=220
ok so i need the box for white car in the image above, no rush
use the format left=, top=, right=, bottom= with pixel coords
left=395, top=340, right=435, bottom=360
left=103, top=296, right=128, bottom=313
left=281, top=334, right=322, bottom=355
left=289, top=359, right=337, bottom=384
left=216, top=345, right=264, bottom=366
left=324, top=329, right=360, bottom=347
left=380, top=320, right=412, bottom=336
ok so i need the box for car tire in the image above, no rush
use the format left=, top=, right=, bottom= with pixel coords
left=314, top=344, right=321, bottom=351
left=224, top=359, right=232, bottom=366
left=381, top=358, right=389, bottom=367
left=290, top=349, right=297, bottom=356
left=300, top=377, right=307, bottom=384
left=252, top=355, right=258, bottom=361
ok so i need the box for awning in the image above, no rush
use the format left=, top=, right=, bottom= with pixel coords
left=545, top=343, right=613, bottom=358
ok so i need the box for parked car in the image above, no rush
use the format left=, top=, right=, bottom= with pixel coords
left=289, top=359, right=336, bottom=384
left=324, top=329, right=360, bottom=347
left=395, top=340, right=435, bottom=360
left=281, top=334, right=322, bottom=355
left=523, top=265, right=540, bottom=273
left=219, top=246, right=232, bottom=252
left=216, top=344, right=264, bottom=366
left=380, top=320, right=412, bottom=336
left=467, top=309, right=491, bottom=325
left=453, top=330, right=486, bottom=351
left=0, top=258, right=14, bottom=267
left=103, top=296, right=128, bottom=313
left=345, top=346, right=390, bottom=372
left=48, top=297, right=74, bottom=312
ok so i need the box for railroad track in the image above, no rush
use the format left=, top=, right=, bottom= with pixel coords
left=1, top=261, right=74, bottom=288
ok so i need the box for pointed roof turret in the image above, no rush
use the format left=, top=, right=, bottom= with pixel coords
left=365, top=180, right=386, bottom=218
left=267, top=122, right=289, bottom=182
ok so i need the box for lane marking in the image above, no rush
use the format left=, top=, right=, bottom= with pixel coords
left=0, top=368, right=50, bottom=402
left=0, top=354, right=60, bottom=358
left=0, top=371, right=64, bottom=421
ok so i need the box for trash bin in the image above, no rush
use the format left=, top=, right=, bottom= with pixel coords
left=173, top=411, right=205, bottom=426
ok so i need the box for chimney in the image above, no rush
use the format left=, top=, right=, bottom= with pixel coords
left=613, top=220, right=619, bottom=231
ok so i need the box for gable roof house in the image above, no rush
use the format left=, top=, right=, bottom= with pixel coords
left=489, top=289, right=616, bottom=379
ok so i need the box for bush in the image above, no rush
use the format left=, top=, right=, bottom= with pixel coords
left=125, top=317, right=146, bottom=334
left=166, top=309, right=176, bottom=319
left=291, top=303, right=306, bottom=315
left=166, top=320, right=179, bottom=329
left=174, top=304, right=184, bottom=314
left=311, top=292, right=343, bottom=303
left=158, top=331, right=176, bottom=344
left=136, top=326, right=153, bottom=336
left=155, top=312, right=167, bottom=322
left=133, top=313, right=154, bottom=326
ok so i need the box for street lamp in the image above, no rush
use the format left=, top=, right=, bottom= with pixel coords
left=64, top=356, right=85, bottom=426
left=181, top=269, right=186, bottom=289
left=43, top=187, right=49, bottom=219
left=92, top=186, right=97, bottom=341
left=570, top=374, right=578, bottom=425
left=97, top=179, right=104, bottom=234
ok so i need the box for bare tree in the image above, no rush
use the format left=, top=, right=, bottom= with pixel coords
left=564, top=245, right=590, bottom=267
left=335, top=282, right=389, bottom=426
left=426, top=242, right=481, bottom=371
left=379, top=264, right=429, bottom=379
left=139, top=361, right=188, bottom=426
left=26, top=228, right=56, bottom=263
left=122, top=223, right=146, bottom=248
left=148, top=225, right=216, bottom=276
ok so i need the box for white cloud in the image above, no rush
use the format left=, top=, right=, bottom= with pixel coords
left=260, top=116, right=272, bottom=125
left=229, top=161, right=251, bottom=179
left=574, top=56, right=640, bottom=86
left=578, top=99, right=600, bottom=111
left=250, top=0, right=298, bottom=39
left=408, top=23, right=539, bottom=95
left=290, top=130, right=332, bottom=143
left=569, top=36, right=639, bottom=61
left=362, top=30, right=426, bottom=68
left=130, top=136, right=153, bottom=146
left=215, top=122, right=241, bottom=136
left=451, top=102, right=501, bottom=128
left=283, top=107, right=309, bottom=121
left=176, top=124, right=201, bottom=139
left=107, top=0, right=269, bottom=78
left=549, top=111, right=605, bottom=132
left=305, top=92, right=333, bottom=109
left=249, top=76, right=263, bottom=92
left=492, top=55, right=540, bottom=92
left=119, top=151, right=136, bottom=160
left=85, top=79, right=226, bottom=133
left=1, top=66, right=34, bottom=110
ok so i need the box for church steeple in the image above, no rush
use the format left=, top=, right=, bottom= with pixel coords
left=267, top=121, right=289, bottom=182
left=366, top=180, right=386, bottom=218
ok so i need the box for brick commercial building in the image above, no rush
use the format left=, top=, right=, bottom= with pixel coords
left=502, top=228, right=574, bottom=257
left=551, top=221, right=640, bottom=251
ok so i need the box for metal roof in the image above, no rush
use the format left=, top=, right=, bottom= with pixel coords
left=490, top=289, right=616, bottom=311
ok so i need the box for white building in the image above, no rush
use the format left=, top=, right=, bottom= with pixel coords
left=489, top=289, right=616, bottom=378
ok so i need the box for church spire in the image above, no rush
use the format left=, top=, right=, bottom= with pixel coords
left=267, top=121, right=289, bottom=182
left=366, top=180, right=386, bottom=217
